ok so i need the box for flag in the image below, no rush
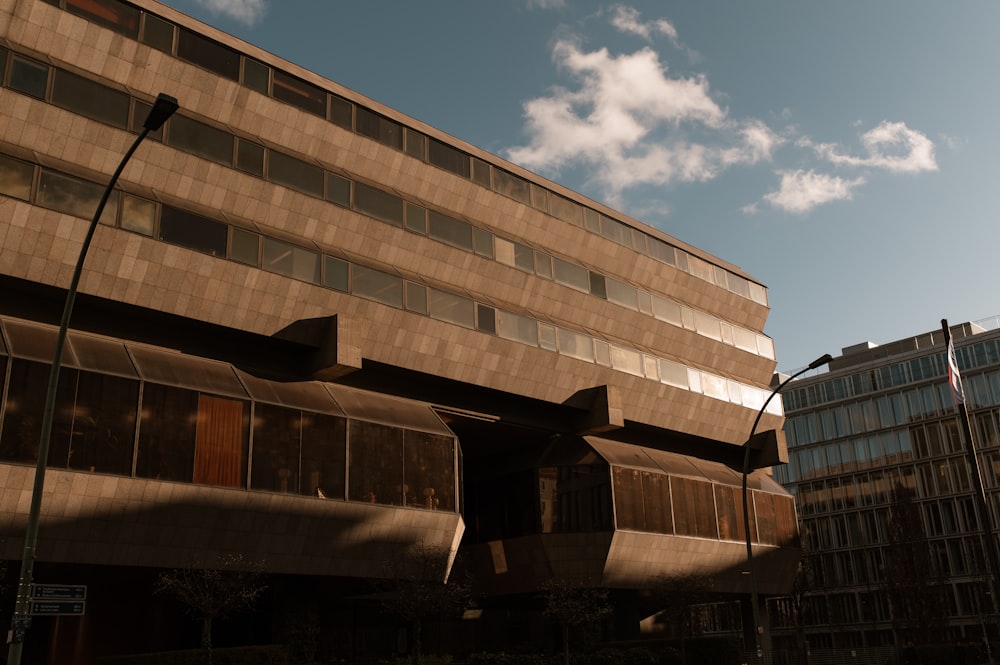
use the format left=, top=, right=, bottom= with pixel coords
left=947, top=336, right=965, bottom=406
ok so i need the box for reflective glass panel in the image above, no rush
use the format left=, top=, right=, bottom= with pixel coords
left=352, top=265, right=402, bottom=307
left=356, top=107, right=403, bottom=148
left=428, top=289, right=474, bottom=328
left=272, top=69, right=326, bottom=117
left=354, top=182, right=403, bottom=226
left=428, top=138, right=470, bottom=177
left=66, top=0, right=139, bottom=36
left=229, top=227, right=259, bottom=266
left=168, top=115, right=233, bottom=165
left=428, top=211, right=473, bottom=251
left=177, top=27, right=240, bottom=80
left=497, top=311, right=538, bottom=346
left=0, top=154, right=33, bottom=201
left=348, top=420, right=403, bottom=506
left=120, top=194, right=156, bottom=236
left=141, top=13, right=174, bottom=53
left=159, top=205, right=228, bottom=257
left=268, top=151, right=323, bottom=196
left=9, top=56, right=49, bottom=99
left=37, top=170, right=118, bottom=225
left=262, top=237, right=320, bottom=283
left=51, top=69, right=130, bottom=128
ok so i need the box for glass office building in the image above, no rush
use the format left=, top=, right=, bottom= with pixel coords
left=772, top=319, right=1000, bottom=654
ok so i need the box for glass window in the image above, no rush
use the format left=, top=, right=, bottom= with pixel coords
left=349, top=420, right=403, bottom=506
left=230, top=227, right=259, bottom=266
left=600, top=215, right=632, bottom=247
left=404, top=430, right=456, bottom=511
left=513, top=242, right=534, bottom=272
left=9, top=55, right=49, bottom=99
left=688, top=255, right=715, bottom=282
left=476, top=304, right=496, bottom=334
left=141, top=13, right=174, bottom=53
left=594, top=340, right=611, bottom=366
left=631, top=229, right=648, bottom=254
left=325, top=172, right=351, bottom=207
left=272, top=69, right=326, bottom=117
left=241, top=58, right=270, bottom=94
left=550, top=195, right=583, bottom=226
left=352, top=265, right=402, bottom=307
left=268, top=151, right=323, bottom=197
left=356, top=107, right=402, bottom=149
left=534, top=251, right=552, bottom=279
left=494, top=237, right=515, bottom=267
left=1, top=359, right=76, bottom=464
left=651, top=296, right=682, bottom=326
left=558, top=328, right=594, bottom=362
left=471, top=157, right=491, bottom=187
left=473, top=227, right=494, bottom=259
left=553, top=258, right=589, bottom=292
left=428, top=289, right=474, bottom=328
left=493, top=169, right=530, bottom=203
left=324, top=256, right=350, bottom=292
left=135, top=383, right=197, bottom=482
left=120, top=194, right=156, bottom=236
left=694, top=311, right=722, bottom=341
left=51, top=69, right=129, bottom=128
left=612, top=467, right=645, bottom=531
left=404, top=128, right=426, bottom=160
left=637, top=291, right=653, bottom=315
left=404, top=203, right=427, bottom=234
left=529, top=183, right=548, bottom=212
left=37, top=170, right=118, bottom=225
left=235, top=139, right=265, bottom=176
left=583, top=208, right=600, bottom=233
left=158, top=205, right=228, bottom=256
left=428, top=138, right=470, bottom=178
left=606, top=278, right=638, bottom=310
left=672, top=477, right=717, bottom=539
left=251, top=403, right=301, bottom=493
left=428, top=211, right=473, bottom=251
left=176, top=27, right=240, bottom=80
left=611, top=346, right=643, bottom=376
left=539, top=323, right=557, bottom=351
left=301, top=413, right=346, bottom=499
left=658, top=359, right=688, bottom=389
left=167, top=115, right=233, bottom=165
left=354, top=182, right=403, bottom=226
left=497, top=310, right=538, bottom=346
left=589, top=272, right=607, bottom=299
left=66, top=0, right=139, bottom=36
left=405, top=282, right=427, bottom=314
left=749, top=282, right=768, bottom=305
left=262, top=237, right=320, bottom=283
left=328, top=95, right=353, bottom=129
left=648, top=237, right=675, bottom=266
left=0, top=154, right=34, bottom=201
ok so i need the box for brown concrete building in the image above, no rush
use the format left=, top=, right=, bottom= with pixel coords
left=0, top=0, right=794, bottom=661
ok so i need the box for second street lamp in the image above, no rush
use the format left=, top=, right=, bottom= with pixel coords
left=6, top=93, right=178, bottom=665
left=742, top=352, right=832, bottom=662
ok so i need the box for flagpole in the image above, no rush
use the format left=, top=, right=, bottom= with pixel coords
left=941, top=319, right=1000, bottom=635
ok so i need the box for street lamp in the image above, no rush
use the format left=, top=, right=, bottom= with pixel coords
left=7, top=93, right=178, bottom=664
left=742, top=353, right=832, bottom=662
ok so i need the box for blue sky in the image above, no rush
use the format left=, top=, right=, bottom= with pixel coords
left=157, top=0, right=1000, bottom=373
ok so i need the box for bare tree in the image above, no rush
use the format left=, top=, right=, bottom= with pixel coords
left=155, top=553, right=267, bottom=661
left=541, top=578, right=612, bottom=665
left=380, top=544, right=471, bottom=664
left=648, top=572, right=714, bottom=665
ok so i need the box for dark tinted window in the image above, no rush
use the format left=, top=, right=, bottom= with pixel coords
left=51, top=69, right=130, bottom=128
left=328, top=95, right=353, bottom=129
left=348, top=420, right=403, bottom=506
left=235, top=139, right=264, bottom=176
left=301, top=413, right=346, bottom=499
left=356, top=107, right=402, bottom=149
left=354, top=182, right=403, bottom=226
left=168, top=115, right=233, bottom=165
left=66, top=0, right=139, bottom=37
left=272, top=69, right=326, bottom=117
left=159, top=205, right=228, bottom=256
left=428, top=138, right=470, bottom=178
left=241, top=58, right=269, bottom=94
left=140, top=13, right=174, bottom=52
left=9, top=56, right=49, bottom=99
left=325, top=173, right=351, bottom=207
left=268, top=151, right=323, bottom=196
left=427, top=211, right=472, bottom=251
left=177, top=27, right=240, bottom=80
left=0, top=154, right=34, bottom=201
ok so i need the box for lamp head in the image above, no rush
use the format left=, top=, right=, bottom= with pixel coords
left=808, top=353, right=834, bottom=370
left=143, top=93, right=179, bottom=131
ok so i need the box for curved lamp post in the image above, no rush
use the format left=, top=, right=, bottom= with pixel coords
left=742, top=353, right=832, bottom=662
left=7, top=93, right=178, bottom=664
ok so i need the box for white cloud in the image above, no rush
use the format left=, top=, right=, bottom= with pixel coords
left=748, top=170, right=866, bottom=214
left=193, top=0, right=266, bottom=26
left=504, top=37, right=779, bottom=203
left=610, top=5, right=679, bottom=44
left=527, top=0, right=566, bottom=8
left=811, top=121, right=937, bottom=173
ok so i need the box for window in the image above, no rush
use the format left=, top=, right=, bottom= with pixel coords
left=428, top=138, right=470, bottom=177
left=471, top=157, right=491, bottom=186
left=141, top=13, right=174, bottom=53
left=672, top=477, right=717, bottom=538
left=0, top=154, right=33, bottom=201
left=428, top=211, right=473, bottom=251
left=600, top=215, right=632, bottom=247
left=301, top=413, right=346, bottom=499
left=404, top=430, right=455, bottom=511
left=553, top=258, right=589, bottom=292
left=250, top=403, right=301, bottom=493
left=404, top=203, right=427, bottom=234
left=236, top=139, right=265, bottom=176
left=325, top=173, right=351, bottom=207
left=176, top=27, right=240, bottom=80
left=476, top=304, right=496, bottom=334
left=550, top=195, right=583, bottom=225
left=606, top=278, right=638, bottom=310
left=272, top=69, right=326, bottom=117
left=493, top=169, right=529, bottom=203
left=352, top=265, right=402, bottom=307
left=241, top=58, right=269, bottom=94
left=328, top=95, right=353, bottom=129
left=405, top=282, right=427, bottom=314
left=497, top=311, right=538, bottom=346
left=348, top=420, right=403, bottom=506
left=66, top=0, right=139, bottom=36
left=356, top=107, right=402, bottom=149
left=473, top=228, right=494, bottom=259
left=652, top=297, right=682, bottom=326
left=9, top=55, right=49, bottom=99
left=229, top=227, right=259, bottom=266
left=158, top=205, right=228, bottom=256
left=428, top=289, right=474, bottom=328
left=558, top=328, right=594, bottom=362
left=167, top=115, right=233, bottom=165
left=513, top=242, right=534, bottom=272
left=51, top=69, right=130, bottom=128
left=37, top=170, right=118, bottom=225
left=261, top=237, right=320, bottom=283
left=324, top=257, right=350, bottom=292
left=589, top=272, right=607, bottom=299
left=404, top=128, right=426, bottom=160
left=268, top=151, right=323, bottom=196
left=120, top=194, right=156, bottom=236
left=354, top=182, right=403, bottom=226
